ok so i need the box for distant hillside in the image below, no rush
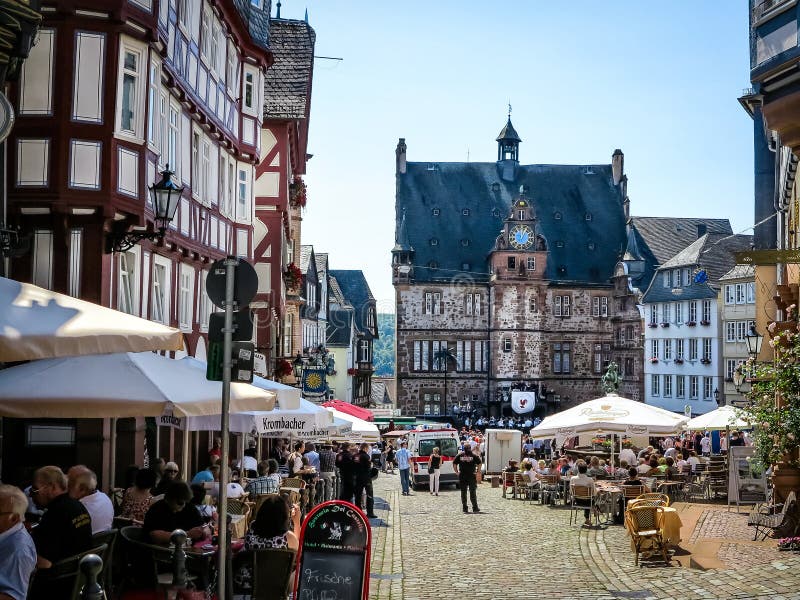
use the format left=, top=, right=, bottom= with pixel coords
left=373, top=313, right=395, bottom=376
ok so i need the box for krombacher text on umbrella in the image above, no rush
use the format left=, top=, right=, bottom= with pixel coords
left=262, top=417, right=307, bottom=430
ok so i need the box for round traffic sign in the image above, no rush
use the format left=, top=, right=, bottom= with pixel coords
left=206, top=258, right=258, bottom=308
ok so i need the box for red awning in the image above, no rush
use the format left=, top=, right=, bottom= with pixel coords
left=322, top=399, right=374, bottom=421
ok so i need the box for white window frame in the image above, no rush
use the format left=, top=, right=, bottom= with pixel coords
left=689, top=339, right=698, bottom=360
left=726, top=321, right=736, bottom=342
left=703, top=338, right=712, bottom=361
left=675, top=302, right=683, bottom=324
left=735, top=283, right=746, bottom=304
left=527, top=256, right=536, bottom=271
left=177, top=0, right=191, bottom=32
left=198, top=269, right=211, bottom=332
left=663, top=338, right=672, bottom=360
left=118, top=246, right=141, bottom=315
left=690, top=376, right=698, bottom=399
left=243, top=70, right=256, bottom=114
left=663, top=375, right=672, bottom=398
left=210, top=19, right=220, bottom=75
left=473, top=293, right=481, bottom=316
left=116, top=37, right=147, bottom=141
left=676, top=339, right=684, bottom=360
left=150, top=254, right=172, bottom=325
left=676, top=375, right=685, bottom=398
left=237, top=165, right=251, bottom=222
left=703, top=377, right=713, bottom=400
left=724, top=284, right=735, bottom=305
left=689, top=301, right=697, bottom=323
left=226, top=39, right=237, bottom=92
left=651, top=374, right=660, bottom=396
left=147, top=57, right=161, bottom=150
left=178, top=263, right=195, bottom=331
left=465, top=293, right=473, bottom=316
left=746, top=282, right=755, bottom=304
left=200, top=7, right=211, bottom=59
left=702, top=300, right=712, bottom=323
left=683, top=268, right=691, bottom=286
left=662, top=271, right=670, bottom=287
left=168, top=101, right=180, bottom=176
left=201, top=138, right=211, bottom=206
left=651, top=339, right=659, bottom=360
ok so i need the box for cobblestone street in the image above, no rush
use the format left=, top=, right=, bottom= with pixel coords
left=367, top=473, right=800, bottom=600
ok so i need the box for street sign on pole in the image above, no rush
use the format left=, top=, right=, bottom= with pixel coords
left=208, top=308, right=253, bottom=343
left=685, top=404, right=692, bottom=418
left=206, top=257, right=258, bottom=309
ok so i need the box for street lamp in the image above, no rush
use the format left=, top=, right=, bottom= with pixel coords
left=108, top=166, right=184, bottom=252
left=745, top=325, right=764, bottom=360
left=714, top=387, right=720, bottom=405
left=292, top=352, right=305, bottom=382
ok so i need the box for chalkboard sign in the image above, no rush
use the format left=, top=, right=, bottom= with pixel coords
left=295, top=500, right=371, bottom=600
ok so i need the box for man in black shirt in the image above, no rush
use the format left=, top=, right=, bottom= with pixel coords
left=354, top=443, right=378, bottom=518
left=453, top=446, right=482, bottom=513
left=30, top=465, right=92, bottom=567
left=143, top=481, right=208, bottom=545
left=336, top=442, right=356, bottom=503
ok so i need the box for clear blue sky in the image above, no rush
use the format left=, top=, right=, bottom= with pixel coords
left=280, top=1, right=753, bottom=313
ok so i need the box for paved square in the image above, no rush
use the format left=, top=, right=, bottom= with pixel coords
left=367, top=474, right=800, bottom=599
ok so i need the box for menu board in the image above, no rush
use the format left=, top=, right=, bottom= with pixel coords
left=296, top=500, right=371, bottom=600
left=728, top=446, right=767, bottom=507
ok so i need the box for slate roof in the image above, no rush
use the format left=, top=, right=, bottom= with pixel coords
left=371, top=381, right=392, bottom=405
left=496, top=118, right=522, bottom=143
left=299, top=245, right=313, bottom=273
left=642, top=234, right=753, bottom=303
left=263, top=19, right=315, bottom=120
left=232, top=0, right=270, bottom=50
left=315, top=252, right=328, bottom=274
left=328, top=275, right=349, bottom=308
left=329, top=270, right=376, bottom=339
left=327, top=308, right=353, bottom=346
left=395, top=161, right=627, bottom=285
left=626, top=217, right=733, bottom=292
left=720, top=264, right=756, bottom=281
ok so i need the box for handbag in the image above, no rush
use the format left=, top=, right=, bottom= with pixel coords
left=370, top=466, right=380, bottom=479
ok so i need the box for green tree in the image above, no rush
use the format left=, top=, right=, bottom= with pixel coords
left=372, top=313, right=395, bottom=377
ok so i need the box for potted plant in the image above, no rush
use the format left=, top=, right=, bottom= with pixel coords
left=675, top=358, right=684, bottom=365
left=650, top=357, right=659, bottom=364
left=347, top=367, right=357, bottom=376
left=700, top=358, right=711, bottom=365
left=700, top=320, right=711, bottom=326
left=742, top=320, right=800, bottom=503
left=275, top=358, right=293, bottom=379
left=660, top=322, right=670, bottom=328
left=687, top=321, right=697, bottom=327
left=648, top=322, right=658, bottom=328
left=289, top=176, right=307, bottom=208
left=283, top=262, right=303, bottom=290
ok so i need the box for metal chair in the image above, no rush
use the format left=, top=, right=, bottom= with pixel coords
left=90, top=529, right=117, bottom=594
left=569, top=484, right=598, bottom=526
left=748, top=491, right=797, bottom=541
left=539, top=474, right=562, bottom=505
left=28, top=543, right=108, bottom=600
left=627, top=505, right=669, bottom=566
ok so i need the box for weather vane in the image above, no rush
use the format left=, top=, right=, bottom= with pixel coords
left=508, top=102, right=512, bottom=119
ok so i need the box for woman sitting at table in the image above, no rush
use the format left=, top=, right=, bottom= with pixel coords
left=623, top=466, right=644, bottom=488
left=235, top=495, right=300, bottom=597
left=614, top=460, right=630, bottom=479
left=663, top=456, right=681, bottom=480
left=587, top=457, right=605, bottom=478
left=521, top=460, right=539, bottom=484
left=119, top=467, right=156, bottom=523
left=190, top=483, right=217, bottom=525
left=536, top=460, right=549, bottom=475
left=645, top=457, right=661, bottom=476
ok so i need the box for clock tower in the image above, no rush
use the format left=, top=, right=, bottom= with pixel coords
left=490, top=186, right=548, bottom=282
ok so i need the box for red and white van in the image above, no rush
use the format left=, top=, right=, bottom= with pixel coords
left=406, top=427, right=460, bottom=490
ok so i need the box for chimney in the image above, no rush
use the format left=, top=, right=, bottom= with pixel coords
left=697, top=223, right=707, bottom=238
left=396, top=138, right=407, bottom=174
left=611, top=149, right=624, bottom=185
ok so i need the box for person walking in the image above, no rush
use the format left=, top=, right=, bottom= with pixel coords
left=396, top=441, right=412, bottom=496
left=336, top=442, right=356, bottom=503
left=355, top=443, right=378, bottom=519
left=428, top=447, right=442, bottom=496
left=318, top=443, right=337, bottom=502
left=453, top=444, right=482, bottom=513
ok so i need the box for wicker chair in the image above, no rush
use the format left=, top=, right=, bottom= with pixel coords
left=635, top=492, right=670, bottom=507
left=627, top=505, right=669, bottom=566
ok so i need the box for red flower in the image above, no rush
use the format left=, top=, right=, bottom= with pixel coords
left=347, top=367, right=357, bottom=376
left=275, top=358, right=293, bottom=378
left=284, top=263, right=303, bottom=289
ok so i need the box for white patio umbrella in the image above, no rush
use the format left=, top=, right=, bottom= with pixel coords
left=181, top=356, right=301, bottom=410
left=181, top=397, right=333, bottom=433
left=685, top=405, right=750, bottom=431
left=0, top=351, right=275, bottom=418
left=326, top=408, right=380, bottom=443
left=0, top=276, right=183, bottom=361
left=529, top=394, right=688, bottom=440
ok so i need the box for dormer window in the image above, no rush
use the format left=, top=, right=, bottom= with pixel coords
left=432, top=207, right=440, bottom=216
left=462, top=263, right=470, bottom=270
left=461, top=239, right=470, bottom=247
left=462, top=208, right=470, bottom=216
left=430, top=238, right=438, bottom=246
left=587, top=242, right=596, bottom=251
left=429, top=261, right=438, bottom=270
left=554, top=211, right=562, bottom=220
left=556, top=240, right=565, bottom=248
left=585, top=212, right=592, bottom=221
left=492, top=208, right=500, bottom=217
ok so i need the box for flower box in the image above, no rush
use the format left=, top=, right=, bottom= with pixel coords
left=660, top=322, right=670, bottom=328
left=686, top=321, right=697, bottom=327
left=674, top=358, right=684, bottom=365
left=700, top=358, right=711, bottom=365
left=650, top=358, right=659, bottom=364
left=289, top=176, right=307, bottom=208
left=648, top=323, right=658, bottom=328
left=700, top=320, right=710, bottom=326
left=346, top=367, right=357, bottom=376
left=283, top=262, right=303, bottom=289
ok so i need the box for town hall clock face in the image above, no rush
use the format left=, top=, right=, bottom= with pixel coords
left=509, top=224, right=534, bottom=249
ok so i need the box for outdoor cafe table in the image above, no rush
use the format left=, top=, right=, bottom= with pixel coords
left=595, top=480, right=624, bottom=523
